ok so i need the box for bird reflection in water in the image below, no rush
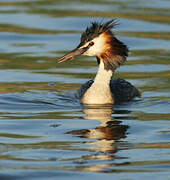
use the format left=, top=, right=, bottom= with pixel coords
left=67, top=105, right=129, bottom=158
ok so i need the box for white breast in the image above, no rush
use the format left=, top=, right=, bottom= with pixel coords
left=81, top=61, right=114, bottom=104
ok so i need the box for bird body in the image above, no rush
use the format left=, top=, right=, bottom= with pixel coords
left=77, top=78, right=139, bottom=104
left=58, top=19, right=140, bottom=105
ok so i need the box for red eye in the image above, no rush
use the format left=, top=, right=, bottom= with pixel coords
left=89, top=42, right=94, bottom=46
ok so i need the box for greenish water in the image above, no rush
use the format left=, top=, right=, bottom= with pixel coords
left=0, top=0, right=170, bottom=179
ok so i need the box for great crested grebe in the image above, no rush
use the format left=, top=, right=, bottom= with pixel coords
left=58, top=19, right=140, bottom=104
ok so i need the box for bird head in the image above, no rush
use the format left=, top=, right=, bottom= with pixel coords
left=58, top=19, right=128, bottom=71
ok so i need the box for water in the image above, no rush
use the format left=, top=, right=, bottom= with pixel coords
left=0, top=0, right=170, bottom=179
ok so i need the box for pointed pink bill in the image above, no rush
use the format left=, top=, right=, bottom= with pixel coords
left=58, top=43, right=93, bottom=63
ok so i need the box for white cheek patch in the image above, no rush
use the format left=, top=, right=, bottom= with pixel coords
left=83, top=35, right=106, bottom=56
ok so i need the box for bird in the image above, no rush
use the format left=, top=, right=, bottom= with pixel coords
left=58, top=19, right=140, bottom=105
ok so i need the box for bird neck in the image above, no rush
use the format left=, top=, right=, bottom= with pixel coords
left=93, top=60, right=113, bottom=86
left=82, top=61, right=114, bottom=104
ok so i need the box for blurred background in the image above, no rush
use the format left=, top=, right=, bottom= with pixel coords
left=0, top=0, right=170, bottom=179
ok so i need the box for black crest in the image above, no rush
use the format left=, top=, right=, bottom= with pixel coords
left=78, top=19, right=117, bottom=47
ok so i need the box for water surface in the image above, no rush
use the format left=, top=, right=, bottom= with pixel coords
left=0, top=0, right=170, bottom=179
